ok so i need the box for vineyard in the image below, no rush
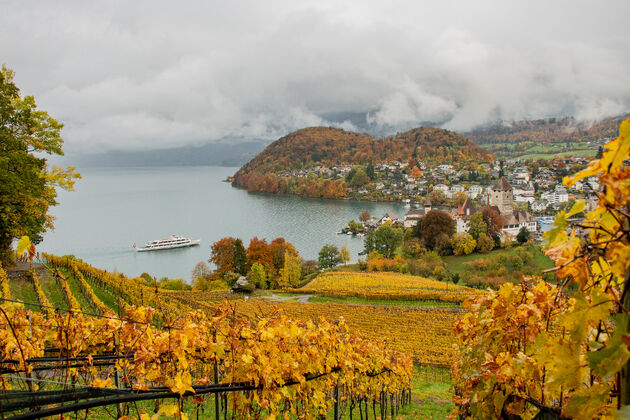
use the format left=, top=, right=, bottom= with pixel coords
left=167, top=290, right=460, bottom=366
left=0, top=261, right=415, bottom=419
left=294, top=271, right=479, bottom=303
left=35, top=256, right=462, bottom=366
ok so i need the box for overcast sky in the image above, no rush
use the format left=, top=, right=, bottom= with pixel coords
left=2, top=0, right=630, bottom=153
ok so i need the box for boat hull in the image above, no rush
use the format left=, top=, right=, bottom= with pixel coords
left=136, top=239, right=201, bottom=252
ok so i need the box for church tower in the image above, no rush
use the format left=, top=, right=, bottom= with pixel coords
left=491, top=177, right=513, bottom=215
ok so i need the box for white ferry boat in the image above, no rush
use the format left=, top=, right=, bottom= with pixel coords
left=133, top=235, right=200, bottom=252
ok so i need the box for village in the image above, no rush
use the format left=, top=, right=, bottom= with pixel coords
left=280, top=156, right=601, bottom=215
left=284, top=156, right=602, bottom=238
left=354, top=176, right=545, bottom=240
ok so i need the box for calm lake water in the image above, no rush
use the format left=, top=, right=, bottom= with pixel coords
left=41, top=166, right=407, bottom=281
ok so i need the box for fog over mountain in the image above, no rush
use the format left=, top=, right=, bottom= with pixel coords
left=2, top=0, right=630, bottom=156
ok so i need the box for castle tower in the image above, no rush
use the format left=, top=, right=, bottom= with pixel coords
left=491, top=177, right=513, bottom=215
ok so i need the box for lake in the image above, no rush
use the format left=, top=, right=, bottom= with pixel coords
left=41, top=166, right=407, bottom=281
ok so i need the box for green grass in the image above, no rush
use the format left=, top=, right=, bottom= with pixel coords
left=60, top=268, right=96, bottom=310
left=8, top=277, right=41, bottom=312
left=38, top=271, right=69, bottom=310
left=517, top=148, right=596, bottom=160
left=8, top=364, right=453, bottom=419
left=84, top=276, right=122, bottom=314
left=443, top=247, right=519, bottom=274
left=443, top=245, right=553, bottom=275
left=308, top=295, right=460, bottom=308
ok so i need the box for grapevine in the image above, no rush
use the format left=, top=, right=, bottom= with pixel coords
left=452, top=118, right=630, bottom=418
left=296, top=271, right=480, bottom=303
left=1, top=293, right=412, bottom=419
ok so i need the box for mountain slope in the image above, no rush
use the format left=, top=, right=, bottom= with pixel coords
left=464, top=114, right=629, bottom=145
left=232, top=126, right=493, bottom=191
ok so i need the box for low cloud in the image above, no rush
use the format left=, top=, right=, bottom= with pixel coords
left=2, top=0, right=629, bottom=153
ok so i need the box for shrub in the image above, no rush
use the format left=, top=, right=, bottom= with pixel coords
left=452, top=232, right=476, bottom=256
left=476, top=233, right=494, bottom=253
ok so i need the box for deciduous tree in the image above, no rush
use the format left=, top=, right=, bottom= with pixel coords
left=209, top=237, right=239, bottom=278
left=318, top=244, right=341, bottom=270
left=247, top=262, right=267, bottom=289
left=339, top=246, right=350, bottom=265
left=278, top=250, right=301, bottom=288
left=467, top=212, right=487, bottom=240
left=363, top=224, right=403, bottom=258
left=476, top=232, right=494, bottom=253
left=480, top=206, right=504, bottom=240
left=420, top=210, right=455, bottom=251
left=0, top=66, right=80, bottom=263
left=429, top=189, right=446, bottom=207
left=453, top=191, right=468, bottom=207
left=452, top=232, right=476, bottom=256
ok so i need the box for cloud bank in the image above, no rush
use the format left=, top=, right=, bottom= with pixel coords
left=2, top=0, right=629, bottom=153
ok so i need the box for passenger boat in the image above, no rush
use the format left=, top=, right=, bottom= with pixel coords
left=133, top=235, right=200, bottom=252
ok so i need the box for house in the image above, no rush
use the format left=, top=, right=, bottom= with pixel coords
left=379, top=212, right=401, bottom=225
left=454, top=198, right=477, bottom=233
left=403, top=209, right=425, bottom=228
left=542, top=185, right=569, bottom=204
left=532, top=200, right=548, bottom=212
left=467, top=185, right=483, bottom=199
left=502, top=210, right=538, bottom=235
left=433, top=184, right=449, bottom=194
left=554, top=185, right=569, bottom=203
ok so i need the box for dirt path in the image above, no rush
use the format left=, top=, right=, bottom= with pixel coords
left=5, top=261, right=50, bottom=282
left=263, top=293, right=314, bottom=303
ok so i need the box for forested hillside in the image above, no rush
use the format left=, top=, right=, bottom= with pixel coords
left=232, top=126, right=493, bottom=195
left=465, top=113, right=628, bottom=145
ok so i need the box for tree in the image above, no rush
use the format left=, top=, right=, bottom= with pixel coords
left=453, top=118, right=630, bottom=417
left=358, top=211, right=371, bottom=222
left=429, top=189, right=446, bottom=207
left=278, top=250, right=301, bottom=288
left=516, top=226, right=530, bottom=244
left=349, top=167, right=369, bottom=187
left=339, top=246, right=350, bottom=265
left=247, top=237, right=274, bottom=274
left=476, top=232, right=494, bottom=253
left=247, top=262, right=267, bottom=289
left=467, top=212, right=487, bottom=240
left=453, top=191, right=468, bottom=207
left=233, top=239, right=247, bottom=276
left=209, top=237, right=239, bottom=278
left=480, top=206, right=504, bottom=240
left=411, top=166, right=423, bottom=179
left=0, top=66, right=80, bottom=263
left=420, top=210, right=455, bottom=251
left=191, top=261, right=211, bottom=282
left=269, top=237, right=297, bottom=277
left=318, top=244, right=341, bottom=270
left=363, top=224, right=404, bottom=258
left=434, top=233, right=453, bottom=256
left=452, top=232, right=476, bottom=256
left=366, top=163, right=375, bottom=180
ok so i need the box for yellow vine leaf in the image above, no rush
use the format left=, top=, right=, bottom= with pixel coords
left=16, top=236, right=31, bottom=257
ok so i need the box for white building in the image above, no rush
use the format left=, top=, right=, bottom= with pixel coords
left=532, top=200, right=548, bottom=212
left=467, top=185, right=483, bottom=199
left=502, top=210, right=538, bottom=236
